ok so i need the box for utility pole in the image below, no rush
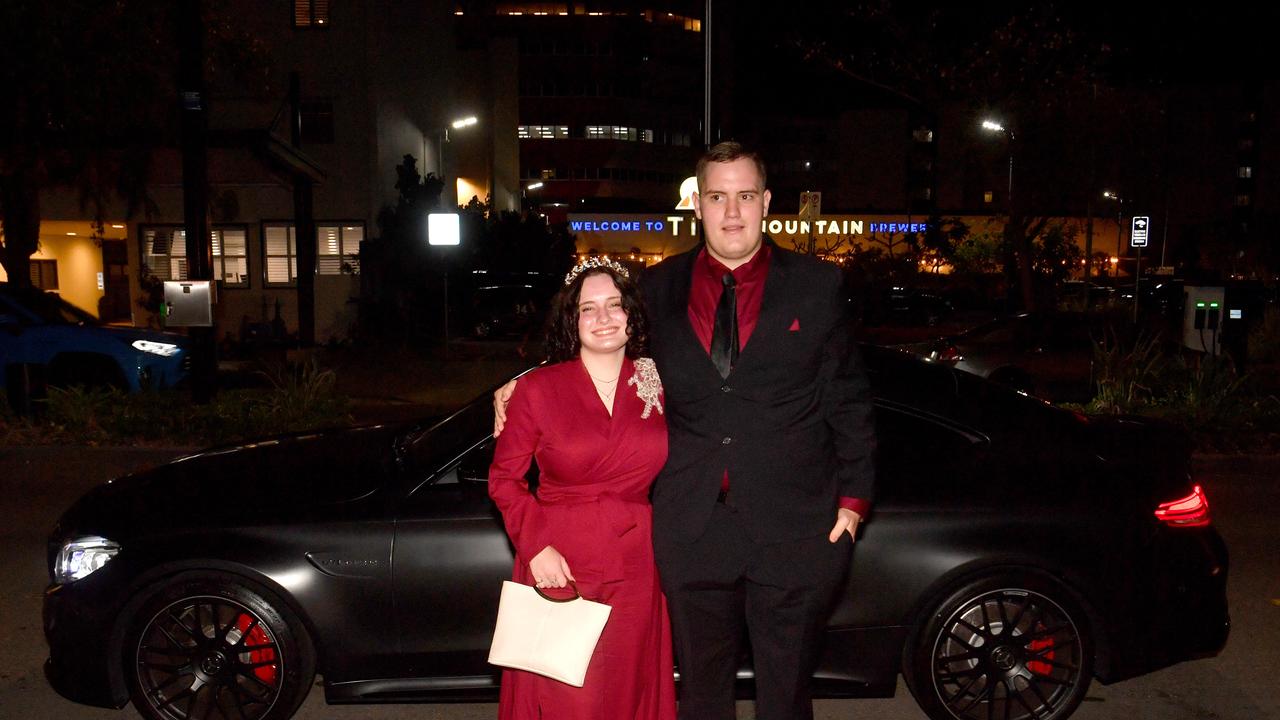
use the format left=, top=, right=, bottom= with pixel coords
left=290, top=72, right=317, bottom=347
left=178, top=0, right=216, bottom=402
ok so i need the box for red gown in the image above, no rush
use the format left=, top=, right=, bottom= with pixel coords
left=488, top=356, right=676, bottom=720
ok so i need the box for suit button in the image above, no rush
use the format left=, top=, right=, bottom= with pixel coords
left=722, top=437, right=732, bottom=445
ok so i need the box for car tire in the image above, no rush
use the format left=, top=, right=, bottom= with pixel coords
left=124, top=572, right=316, bottom=720
left=904, top=572, right=1094, bottom=720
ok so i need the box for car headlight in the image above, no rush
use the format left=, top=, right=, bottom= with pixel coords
left=54, top=537, right=120, bottom=583
left=132, top=340, right=180, bottom=357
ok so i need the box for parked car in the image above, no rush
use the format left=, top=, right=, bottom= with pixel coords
left=863, top=286, right=954, bottom=327
left=906, top=312, right=1115, bottom=402
left=468, top=284, right=543, bottom=339
left=43, top=347, right=1228, bottom=720
left=0, top=283, right=189, bottom=392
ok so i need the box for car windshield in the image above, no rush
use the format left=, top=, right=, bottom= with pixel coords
left=1, top=287, right=98, bottom=325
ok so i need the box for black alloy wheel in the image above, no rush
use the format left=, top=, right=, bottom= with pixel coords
left=127, top=573, right=315, bottom=720
left=906, top=574, right=1093, bottom=720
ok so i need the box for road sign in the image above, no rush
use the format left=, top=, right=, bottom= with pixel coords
left=799, top=191, right=822, bottom=221
left=1131, top=216, right=1150, bottom=248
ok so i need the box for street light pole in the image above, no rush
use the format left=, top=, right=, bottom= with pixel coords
left=982, top=119, right=1031, bottom=311
left=1103, top=190, right=1125, bottom=283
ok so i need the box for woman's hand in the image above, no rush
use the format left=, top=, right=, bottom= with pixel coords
left=529, top=545, right=575, bottom=588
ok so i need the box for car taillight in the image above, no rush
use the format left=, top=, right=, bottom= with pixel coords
left=1154, top=484, right=1211, bottom=527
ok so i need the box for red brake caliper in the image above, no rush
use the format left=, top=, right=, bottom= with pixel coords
left=236, top=614, right=278, bottom=685
left=1026, top=622, right=1055, bottom=676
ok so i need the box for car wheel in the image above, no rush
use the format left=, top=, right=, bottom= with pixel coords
left=125, top=572, right=315, bottom=720
left=904, top=573, right=1093, bottom=720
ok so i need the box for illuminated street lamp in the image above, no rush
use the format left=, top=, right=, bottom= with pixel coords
left=980, top=118, right=1015, bottom=211
left=1102, top=190, right=1126, bottom=277
left=435, top=113, right=483, bottom=204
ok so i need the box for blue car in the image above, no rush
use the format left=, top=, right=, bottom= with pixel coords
left=0, top=283, right=189, bottom=392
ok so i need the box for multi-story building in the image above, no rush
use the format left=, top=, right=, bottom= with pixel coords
left=4, top=0, right=517, bottom=342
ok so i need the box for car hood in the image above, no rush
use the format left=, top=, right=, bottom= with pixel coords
left=52, top=423, right=406, bottom=542
left=83, top=324, right=191, bottom=348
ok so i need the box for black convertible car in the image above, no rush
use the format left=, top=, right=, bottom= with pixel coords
left=43, top=346, right=1228, bottom=720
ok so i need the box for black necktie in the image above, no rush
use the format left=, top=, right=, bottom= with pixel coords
left=711, top=272, right=738, bottom=378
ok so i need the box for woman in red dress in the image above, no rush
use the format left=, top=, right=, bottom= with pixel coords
left=488, top=260, right=676, bottom=720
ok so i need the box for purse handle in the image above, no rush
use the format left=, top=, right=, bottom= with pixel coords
left=534, top=580, right=583, bottom=603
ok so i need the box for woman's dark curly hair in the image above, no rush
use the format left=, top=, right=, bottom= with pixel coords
left=545, top=265, right=649, bottom=363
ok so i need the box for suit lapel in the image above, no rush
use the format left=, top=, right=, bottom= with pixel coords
left=661, top=247, right=725, bottom=382
left=734, top=240, right=792, bottom=372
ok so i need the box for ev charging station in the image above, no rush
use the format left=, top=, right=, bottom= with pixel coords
left=1182, top=286, right=1224, bottom=356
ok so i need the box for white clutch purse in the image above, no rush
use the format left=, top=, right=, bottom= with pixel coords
left=488, top=580, right=612, bottom=687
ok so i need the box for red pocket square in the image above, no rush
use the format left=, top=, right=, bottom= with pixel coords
left=788, top=318, right=801, bottom=331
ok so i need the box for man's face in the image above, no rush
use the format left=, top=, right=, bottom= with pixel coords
left=693, top=157, right=771, bottom=269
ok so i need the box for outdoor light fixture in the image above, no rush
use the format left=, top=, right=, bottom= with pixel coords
left=451, top=116, right=478, bottom=130
left=428, top=212, right=461, bottom=246
left=981, top=119, right=1006, bottom=133
left=527, top=182, right=544, bottom=190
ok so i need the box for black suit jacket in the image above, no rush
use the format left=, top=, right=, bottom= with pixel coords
left=640, top=240, right=876, bottom=545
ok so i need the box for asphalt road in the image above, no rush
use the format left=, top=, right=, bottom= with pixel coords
left=2, top=446, right=1277, bottom=720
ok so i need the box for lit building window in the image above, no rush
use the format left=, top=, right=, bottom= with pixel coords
left=983, top=191, right=994, bottom=204
left=1235, top=194, right=1252, bottom=207
left=517, top=125, right=569, bottom=139
left=142, top=226, right=248, bottom=287
left=263, top=225, right=297, bottom=286
left=211, top=229, right=249, bottom=286
left=29, top=260, right=58, bottom=290
left=1238, top=166, right=1253, bottom=179
left=317, top=224, right=364, bottom=275
left=585, top=126, right=641, bottom=141
left=262, top=222, right=363, bottom=283
left=294, top=0, right=329, bottom=27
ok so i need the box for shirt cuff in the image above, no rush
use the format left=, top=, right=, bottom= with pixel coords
left=838, top=496, right=871, bottom=518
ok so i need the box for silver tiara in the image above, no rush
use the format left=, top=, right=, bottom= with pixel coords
left=564, top=256, right=630, bottom=286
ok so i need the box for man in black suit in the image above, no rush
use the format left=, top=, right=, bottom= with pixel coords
left=496, top=142, right=874, bottom=720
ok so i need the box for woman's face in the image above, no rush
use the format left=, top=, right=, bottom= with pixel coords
left=576, top=273, right=629, bottom=357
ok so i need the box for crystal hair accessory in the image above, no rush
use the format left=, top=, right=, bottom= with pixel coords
left=564, top=256, right=630, bottom=286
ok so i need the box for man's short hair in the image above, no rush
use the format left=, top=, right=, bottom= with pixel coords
left=696, top=141, right=767, bottom=192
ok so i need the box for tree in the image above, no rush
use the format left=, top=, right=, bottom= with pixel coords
left=0, top=0, right=266, bottom=286
left=769, top=2, right=1112, bottom=311
left=362, top=156, right=575, bottom=341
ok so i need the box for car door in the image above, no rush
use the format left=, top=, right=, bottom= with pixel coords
left=391, top=429, right=517, bottom=681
